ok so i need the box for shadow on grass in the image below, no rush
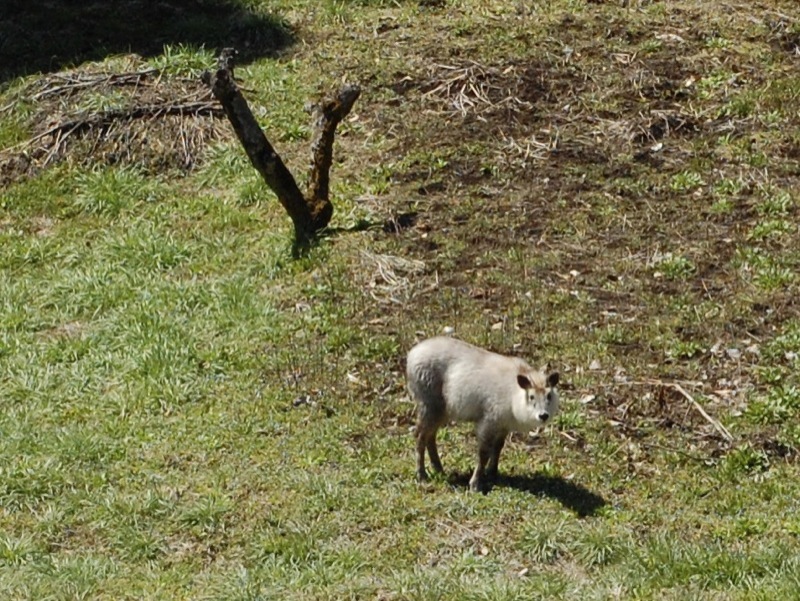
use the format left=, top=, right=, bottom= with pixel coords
left=294, top=214, right=418, bottom=257
left=447, top=472, right=607, bottom=518
left=500, top=473, right=607, bottom=518
left=0, top=0, right=293, bottom=83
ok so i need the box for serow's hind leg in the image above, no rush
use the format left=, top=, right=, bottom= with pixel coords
left=416, top=425, right=429, bottom=482
left=427, top=432, right=444, bottom=474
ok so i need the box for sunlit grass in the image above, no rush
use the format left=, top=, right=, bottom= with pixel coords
left=2, top=0, right=800, bottom=598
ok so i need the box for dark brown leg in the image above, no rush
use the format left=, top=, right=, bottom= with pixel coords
left=470, top=423, right=496, bottom=492
left=486, top=433, right=507, bottom=480
left=469, top=444, right=491, bottom=492
left=427, top=433, right=444, bottom=474
left=416, top=424, right=429, bottom=482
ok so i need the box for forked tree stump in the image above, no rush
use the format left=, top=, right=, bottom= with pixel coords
left=202, top=49, right=360, bottom=243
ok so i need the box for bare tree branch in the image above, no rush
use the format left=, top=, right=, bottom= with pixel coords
left=307, top=84, right=361, bottom=205
left=202, top=49, right=361, bottom=244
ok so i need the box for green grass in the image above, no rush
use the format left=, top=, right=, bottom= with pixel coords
left=2, top=0, right=800, bottom=598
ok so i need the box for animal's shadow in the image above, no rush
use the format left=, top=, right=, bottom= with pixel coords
left=447, top=472, right=607, bottom=518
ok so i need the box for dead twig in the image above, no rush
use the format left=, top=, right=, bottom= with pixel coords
left=640, top=441, right=710, bottom=463
left=640, top=379, right=734, bottom=442
left=30, top=69, right=160, bottom=101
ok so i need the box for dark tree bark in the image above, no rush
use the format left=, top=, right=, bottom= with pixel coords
left=306, top=84, right=361, bottom=211
left=202, top=49, right=360, bottom=243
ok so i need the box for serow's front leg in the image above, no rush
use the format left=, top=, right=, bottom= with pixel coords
left=485, top=433, right=507, bottom=481
left=427, top=434, right=444, bottom=474
left=469, top=435, right=492, bottom=493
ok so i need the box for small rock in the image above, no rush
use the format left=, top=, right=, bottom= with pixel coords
left=745, top=344, right=760, bottom=356
left=656, top=32, right=687, bottom=44
left=589, top=359, right=602, bottom=370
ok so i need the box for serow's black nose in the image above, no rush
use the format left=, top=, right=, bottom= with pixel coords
left=538, top=412, right=550, bottom=423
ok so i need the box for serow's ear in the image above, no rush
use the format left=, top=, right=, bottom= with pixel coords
left=547, top=372, right=560, bottom=388
left=517, top=374, right=532, bottom=390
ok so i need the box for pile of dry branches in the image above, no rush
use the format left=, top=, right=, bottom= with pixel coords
left=421, top=60, right=535, bottom=118
left=1, top=56, right=227, bottom=186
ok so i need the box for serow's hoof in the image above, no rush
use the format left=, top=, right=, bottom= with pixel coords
left=469, top=478, right=485, bottom=493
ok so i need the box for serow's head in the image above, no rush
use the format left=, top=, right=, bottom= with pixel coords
left=517, top=370, right=560, bottom=425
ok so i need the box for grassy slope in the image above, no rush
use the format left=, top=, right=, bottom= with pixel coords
left=2, top=0, right=800, bottom=599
